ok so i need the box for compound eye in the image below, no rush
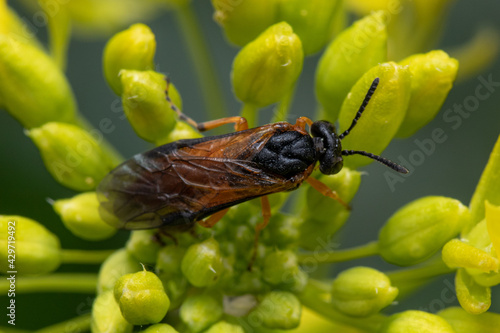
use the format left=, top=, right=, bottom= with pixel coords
left=319, top=157, right=343, bottom=175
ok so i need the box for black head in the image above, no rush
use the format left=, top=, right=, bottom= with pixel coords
left=310, top=78, right=409, bottom=175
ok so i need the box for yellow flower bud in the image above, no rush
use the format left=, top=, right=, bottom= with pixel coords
left=53, top=192, right=117, bottom=241
left=120, top=70, right=180, bottom=144
left=338, top=62, right=411, bottom=169
left=232, top=22, right=303, bottom=107
left=97, top=249, right=141, bottom=294
left=103, top=24, right=156, bottom=95
left=316, top=11, right=387, bottom=121
left=380, top=310, right=455, bottom=333
left=180, top=293, right=224, bottom=332
left=442, top=239, right=499, bottom=273
left=142, top=324, right=179, bottom=333
left=0, top=35, right=77, bottom=128
left=439, top=306, right=500, bottom=333
left=156, top=120, right=202, bottom=146
left=396, top=50, right=459, bottom=138
left=211, top=0, right=279, bottom=46
left=0, top=215, right=61, bottom=275
left=455, top=268, right=491, bottom=314
left=28, top=122, right=116, bottom=191
left=91, top=290, right=132, bottom=333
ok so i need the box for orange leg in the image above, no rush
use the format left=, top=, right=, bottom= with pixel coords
left=165, top=77, right=248, bottom=133
left=248, top=196, right=272, bottom=270
left=295, top=116, right=314, bottom=131
left=198, top=208, right=230, bottom=228
left=306, top=177, right=351, bottom=210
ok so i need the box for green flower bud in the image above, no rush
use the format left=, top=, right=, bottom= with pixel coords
left=91, top=290, right=132, bottom=333
left=331, top=266, right=398, bottom=317
left=262, top=249, right=307, bottom=292
left=142, top=324, right=179, bottom=333
left=103, top=23, right=156, bottom=95
left=156, top=120, right=202, bottom=146
left=379, top=196, right=470, bottom=266
left=211, top=0, right=279, bottom=46
left=0, top=35, right=77, bottom=128
left=470, top=135, right=500, bottom=231
left=261, top=213, right=301, bottom=249
left=121, top=70, right=181, bottom=144
left=277, top=0, right=343, bottom=55
left=28, top=122, right=116, bottom=191
left=126, top=230, right=161, bottom=264
left=0, top=215, right=61, bottom=275
left=299, top=168, right=361, bottom=250
left=204, top=321, right=245, bottom=333
left=53, top=192, right=116, bottom=241
left=338, top=62, right=411, bottom=169
left=380, top=310, right=455, bottom=333
left=232, top=22, right=303, bottom=107
left=396, top=50, right=459, bottom=138
left=455, top=268, right=491, bottom=314
left=114, top=270, right=170, bottom=325
left=0, top=2, right=41, bottom=47
left=438, top=306, right=500, bottom=333
left=316, top=11, right=387, bottom=121
left=97, top=248, right=141, bottom=294
left=180, top=293, right=223, bottom=333
left=442, top=239, right=499, bottom=273
left=156, top=245, right=188, bottom=309
left=181, top=238, right=224, bottom=287
left=248, top=291, right=301, bottom=330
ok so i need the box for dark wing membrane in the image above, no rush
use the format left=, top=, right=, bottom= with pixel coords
left=97, top=126, right=298, bottom=230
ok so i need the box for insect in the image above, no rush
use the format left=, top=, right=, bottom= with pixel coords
left=97, top=78, right=407, bottom=249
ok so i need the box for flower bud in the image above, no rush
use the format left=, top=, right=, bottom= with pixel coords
left=232, top=22, right=303, bottom=107
left=97, top=248, right=142, bottom=294
left=331, top=266, right=398, bottom=317
left=299, top=168, right=361, bottom=250
left=469, top=135, right=500, bottom=229
left=0, top=215, right=61, bottom=275
left=438, top=306, right=500, bottom=333
left=248, top=291, right=301, bottom=330
left=396, top=50, right=459, bottom=138
left=211, top=0, right=278, bottom=46
left=455, top=268, right=491, bottom=314
left=120, top=70, right=181, bottom=144
left=262, top=249, right=307, bottom=292
left=126, top=230, right=161, bottom=264
left=53, top=192, right=116, bottom=241
left=180, top=293, right=223, bottom=332
left=316, top=11, right=387, bottom=121
left=261, top=213, right=301, bottom=249
left=28, top=122, right=116, bottom=191
left=442, top=239, right=499, bottom=273
left=114, top=270, right=170, bottom=325
left=0, top=35, right=77, bottom=128
left=338, top=62, right=411, bottom=169
left=379, top=196, right=470, bottom=266
left=181, top=238, right=224, bottom=287
left=380, top=310, right=455, bottom=333
left=277, top=0, right=343, bottom=55
left=486, top=201, right=500, bottom=258
left=156, top=120, right=202, bottom=146
left=142, top=324, right=179, bottom=333
left=103, top=24, right=156, bottom=95
left=204, top=321, right=244, bottom=333
left=156, top=245, right=188, bottom=309
left=91, top=290, right=132, bottom=333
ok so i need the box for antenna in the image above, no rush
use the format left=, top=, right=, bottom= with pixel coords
left=342, top=150, right=409, bottom=174
left=339, top=78, right=379, bottom=140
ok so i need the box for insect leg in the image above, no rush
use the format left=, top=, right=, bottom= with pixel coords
left=197, top=208, right=230, bottom=228
left=306, top=177, right=351, bottom=210
left=248, top=196, right=272, bottom=270
left=197, top=117, right=248, bottom=132
left=294, top=116, right=314, bottom=131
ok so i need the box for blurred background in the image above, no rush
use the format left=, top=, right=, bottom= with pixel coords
left=1, top=0, right=500, bottom=329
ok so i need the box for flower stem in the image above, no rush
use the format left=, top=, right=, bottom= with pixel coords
left=0, top=274, right=97, bottom=294
left=35, top=314, right=90, bottom=333
left=297, top=240, right=380, bottom=264
left=174, top=3, right=228, bottom=121
left=298, top=279, right=385, bottom=332
left=240, top=103, right=259, bottom=129
left=61, top=249, right=115, bottom=264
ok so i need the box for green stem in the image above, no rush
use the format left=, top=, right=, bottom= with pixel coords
left=0, top=274, right=97, bottom=294
left=386, top=258, right=455, bottom=285
left=271, top=83, right=296, bottom=123
left=297, top=240, right=380, bottom=264
left=240, top=103, right=259, bottom=129
left=46, top=5, right=71, bottom=71
left=35, top=314, right=91, bottom=333
left=298, top=279, right=385, bottom=333
left=61, top=249, right=115, bottom=264
left=174, top=3, right=228, bottom=121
